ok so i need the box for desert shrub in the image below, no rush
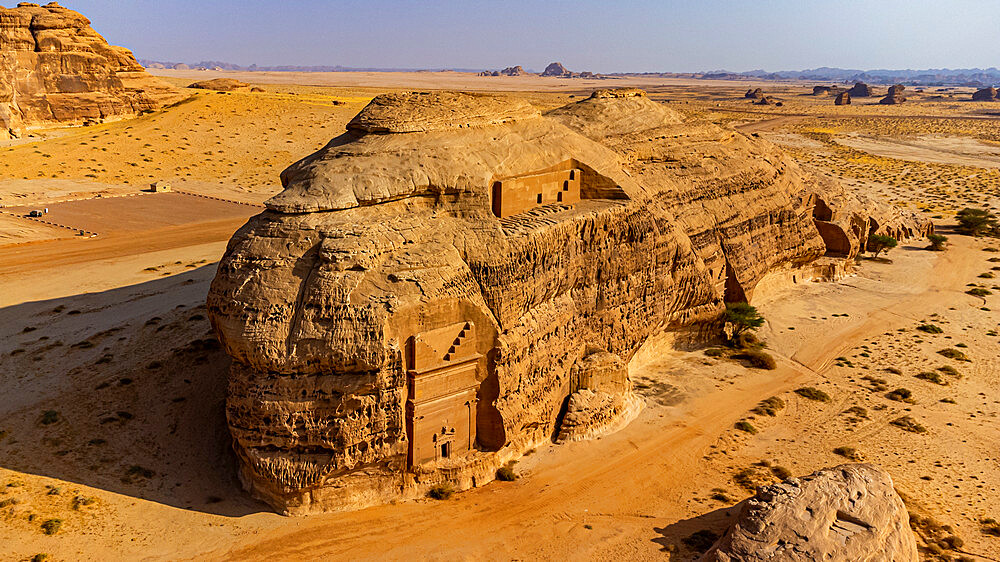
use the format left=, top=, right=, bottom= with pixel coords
left=927, top=233, right=948, bottom=251
left=956, top=208, right=998, bottom=236
left=983, top=520, right=1000, bottom=536
left=843, top=405, right=868, bottom=419
left=725, top=302, right=765, bottom=339
left=495, top=465, right=517, bottom=482
left=936, top=365, right=960, bottom=377
left=940, top=397, right=957, bottom=404
left=938, top=348, right=970, bottom=362
left=886, top=387, right=915, bottom=403
left=740, top=349, right=777, bottom=370
left=682, top=529, right=720, bottom=553
left=40, top=410, right=59, bottom=425
left=72, top=495, right=96, bottom=510
left=710, top=489, right=732, bottom=503
left=833, top=446, right=860, bottom=461
left=915, top=372, right=946, bottom=385
left=867, top=234, right=898, bottom=258
left=752, top=396, right=785, bottom=417
left=981, top=272, right=996, bottom=279
left=891, top=416, right=927, bottom=434
left=427, top=483, right=454, bottom=500
left=734, top=421, right=757, bottom=434
left=40, top=518, right=62, bottom=535
left=955, top=342, right=968, bottom=348
left=884, top=366, right=902, bottom=374
left=771, top=465, right=792, bottom=480
left=967, top=287, right=991, bottom=297
left=704, top=347, right=725, bottom=357
left=916, top=324, right=942, bottom=334
left=31, top=555, right=50, bottom=562
left=795, top=387, right=831, bottom=402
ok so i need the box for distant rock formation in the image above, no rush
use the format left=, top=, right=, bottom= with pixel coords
left=745, top=87, right=764, bottom=99
left=848, top=82, right=875, bottom=97
left=754, top=96, right=773, bottom=105
left=702, top=464, right=918, bottom=562
left=812, top=85, right=841, bottom=96
left=499, top=66, right=525, bottom=76
left=972, top=87, right=999, bottom=101
left=207, top=89, right=928, bottom=514
left=880, top=84, right=906, bottom=104
left=187, top=78, right=250, bottom=92
left=0, top=2, right=184, bottom=138
left=542, top=62, right=571, bottom=77
left=835, top=92, right=851, bottom=105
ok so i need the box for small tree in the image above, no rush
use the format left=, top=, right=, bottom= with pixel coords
left=956, top=208, right=998, bottom=236
left=927, top=233, right=947, bottom=251
left=725, top=302, right=765, bottom=338
left=868, top=234, right=897, bottom=258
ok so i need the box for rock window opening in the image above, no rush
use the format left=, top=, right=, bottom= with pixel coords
left=441, top=442, right=451, bottom=458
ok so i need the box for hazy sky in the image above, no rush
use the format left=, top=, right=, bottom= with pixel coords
left=61, top=0, right=1000, bottom=72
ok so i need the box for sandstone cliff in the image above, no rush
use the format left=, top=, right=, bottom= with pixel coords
left=207, top=89, right=927, bottom=514
left=703, top=464, right=918, bottom=562
left=0, top=2, right=184, bottom=137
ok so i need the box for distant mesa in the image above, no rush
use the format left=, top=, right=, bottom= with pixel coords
left=187, top=78, right=250, bottom=92
left=835, top=92, right=851, bottom=105
left=972, top=87, right=999, bottom=101
left=879, top=84, right=906, bottom=104
left=812, top=85, right=841, bottom=96
left=0, top=2, right=185, bottom=139
left=848, top=82, right=874, bottom=97
left=745, top=87, right=764, bottom=99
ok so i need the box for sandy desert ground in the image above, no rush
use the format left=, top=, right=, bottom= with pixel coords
left=3, top=71, right=1000, bottom=561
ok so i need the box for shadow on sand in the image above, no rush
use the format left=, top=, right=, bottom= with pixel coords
left=651, top=503, right=740, bottom=557
left=0, top=265, right=269, bottom=517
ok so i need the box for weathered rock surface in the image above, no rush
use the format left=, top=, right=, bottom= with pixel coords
left=702, top=464, right=918, bottom=562
left=972, top=87, right=999, bottom=101
left=880, top=84, right=906, bottom=104
left=542, top=62, right=570, bottom=77
left=745, top=87, right=764, bottom=99
left=207, top=88, right=927, bottom=514
left=499, top=65, right=524, bottom=76
left=187, top=78, right=249, bottom=91
left=835, top=92, right=851, bottom=105
left=0, top=2, right=184, bottom=137
left=812, top=85, right=840, bottom=96
left=848, top=82, right=875, bottom=97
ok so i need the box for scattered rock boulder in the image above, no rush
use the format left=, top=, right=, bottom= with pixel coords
left=0, top=2, right=185, bottom=137
left=972, top=87, right=999, bottom=101
left=187, top=78, right=249, bottom=92
left=702, top=464, right=918, bottom=562
left=848, top=82, right=875, bottom=97
left=835, top=92, right=851, bottom=105
left=754, top=96, right=773, bottom=105
left=745, top=87, right=764, bottom=99
left=499, top=66, right=525, bottom=76
left=880, top=85, right=906, bottom=104
left=813, top=85, right=840, bottom=96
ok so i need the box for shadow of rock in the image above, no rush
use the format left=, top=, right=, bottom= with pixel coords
left=652, top=502, right=742, bottom=558
left=0, top=265, right=268, bottom=517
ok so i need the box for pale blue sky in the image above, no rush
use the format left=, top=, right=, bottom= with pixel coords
left=58, top=0, right=1000, bottom=72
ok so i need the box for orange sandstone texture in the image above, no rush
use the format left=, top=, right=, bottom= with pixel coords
left=0, top=2, right=185, bottom=137
left=207, top=89, right=928, bottom=514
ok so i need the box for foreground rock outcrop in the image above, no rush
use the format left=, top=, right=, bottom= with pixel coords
left=187, top=78, right=249, bottom=91
left=207, top=88, right=927, bottom=514
left=972, top=87, right=999, bottom=101
left=880, top=84, right=907, bottom=105
left=848, top=82, right=875, bottom=97
left=0, top=2, right=185, bottom=138
left=703, top=464, right=918, bottom=561
left=835, top=92, right=851, bottom=105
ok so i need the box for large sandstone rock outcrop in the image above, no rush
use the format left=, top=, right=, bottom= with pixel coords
left=207, top=88, right=924, bottom=514
left=703, top=464, right=918, bottom=562
left=0, top=2, right=185, bottom=138
left=745, top=87, right=764, bottom=99
left=879, top=84, right=906, bottom=105
left=187, top=78, right=249, bottom=92
left=848, top=82, right=875, bottom=97
left=972, top=87, right=999, bottom=101
left=499, top=65, right=524, bottom=76
left=835, top=92, right=851, bottom=105
left=542, top=62, right=571, bottom=77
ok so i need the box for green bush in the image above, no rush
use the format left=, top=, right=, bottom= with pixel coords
left=795, top=387, right=831, bottom=402
left=956, top=208, right=998, bottom=236
left=833, top=446, right=859, bottom=460
left=938, top=348, right=970, bottom=362
left=886, top=387, right=915, bottom=403
left=867, top=234, right=898, bottom=258
left=40, top=519, right=62, bottom=535
left=927, top=233, right=948, bottom=251
left=495, top=466, right=517, bottom=482
left=936, top=365, right=960, bottom=377
left=427, top=483, right=454, bottom=500
left=752, top=396, right=785, bottom=417
left=967, top=287, right=992, bottom=297
left=916, top=324, right=942, bottom=334
left=704, top=348, right=725, bottom=357
left=740, top=349, right=777, bottom=370
left=915, top=372, right=946, bottom=385
left=891, top=416, right=927, bottom=434
left=734, top=421, right=757, bottom=434
left=724, top=302, right=765, bottom=339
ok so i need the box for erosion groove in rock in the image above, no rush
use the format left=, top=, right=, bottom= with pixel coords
left=0, top=2, right=184, bottom=137
left=703, top=464, right=919, bottom=562
left=207, top=88, right=929, bottom=514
